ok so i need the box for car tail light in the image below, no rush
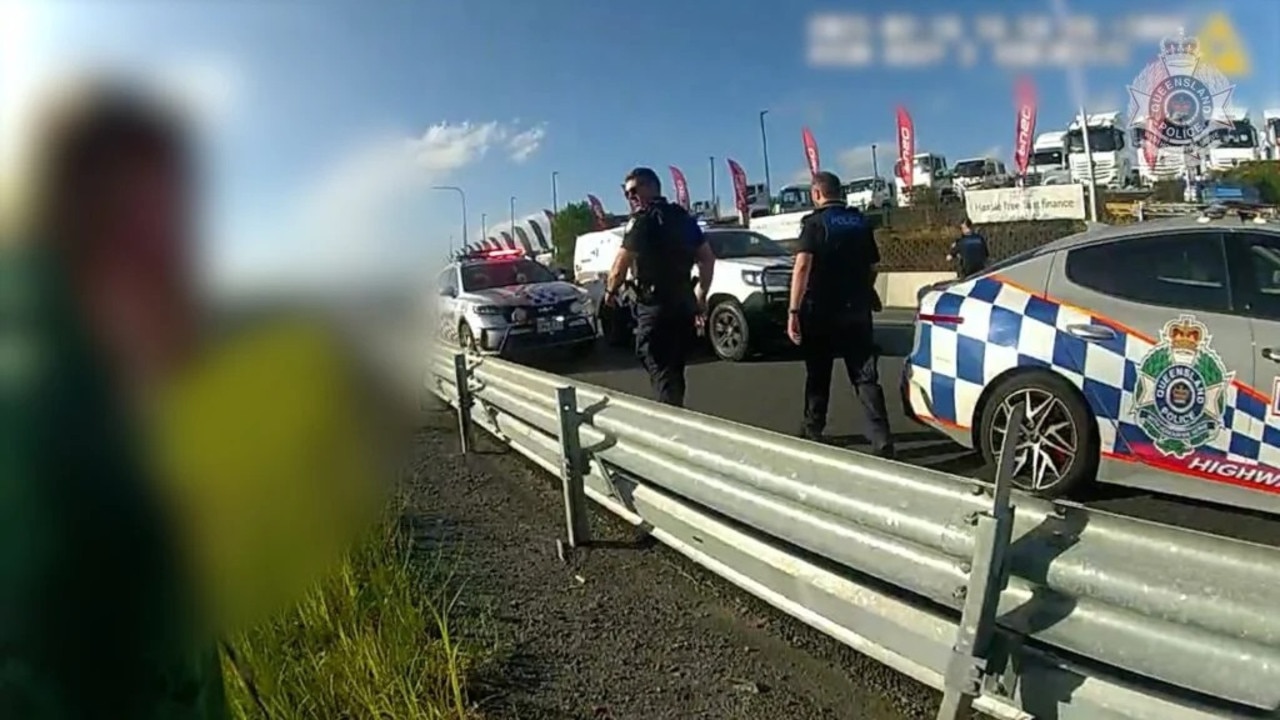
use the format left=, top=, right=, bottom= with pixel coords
left=918, top=313, right=964, bottom=325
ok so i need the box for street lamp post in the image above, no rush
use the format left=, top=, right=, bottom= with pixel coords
left=509, top=196, right=516, bottom=245
left=551, top=171, right=560, bottom=214
left=708, top=155, right=718, bottom=219
left=759, top=110, right=772, bottom=202
left=480, top=212, right=487, bottom=244
left=431, top=185, right=467, bottom=254
left=871, top=144, right=880, bottom=179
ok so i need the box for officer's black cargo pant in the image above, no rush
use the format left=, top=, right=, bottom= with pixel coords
left=633, top=300, right=696, bottom=407
left=799, top=307, right=894, bottom=457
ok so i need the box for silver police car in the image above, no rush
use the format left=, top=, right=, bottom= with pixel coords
left=434, top=248, right=597, bottom=358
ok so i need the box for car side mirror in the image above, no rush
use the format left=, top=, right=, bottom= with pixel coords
left=438, top=285, right=456, bottom=297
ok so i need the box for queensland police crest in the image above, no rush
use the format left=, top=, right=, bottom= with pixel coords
left=1132, top=315, right=1233, bottom=459
left=1126, top=30, right=1236, bottom=158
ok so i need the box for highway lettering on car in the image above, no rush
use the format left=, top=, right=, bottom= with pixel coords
left=910, top=276, right=1280, bottom=495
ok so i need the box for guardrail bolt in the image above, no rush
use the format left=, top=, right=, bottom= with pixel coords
left=959, top=562, right=972, bottom=574
left=969, top=484, right=986, bottom=496
left=953, top=586, right=968, bottom=600
left=964, top=511, right=980, bottom=526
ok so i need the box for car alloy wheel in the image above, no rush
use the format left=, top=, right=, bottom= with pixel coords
left=987, top=387, right=1079, bottom=492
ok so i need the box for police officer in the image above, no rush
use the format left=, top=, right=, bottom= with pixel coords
left=787, top=170, right=894, bottom=458
left=946, top=218, right=989, bottom=278
left=603, top=167, right=715, bottom=407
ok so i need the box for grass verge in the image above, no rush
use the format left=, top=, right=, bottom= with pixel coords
left=221, top=513, right=478, bottom=719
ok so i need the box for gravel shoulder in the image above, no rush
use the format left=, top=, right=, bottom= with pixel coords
left=407, top=401, right=946, bottom=720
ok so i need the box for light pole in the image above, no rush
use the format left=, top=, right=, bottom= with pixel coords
left=1051, top=0, right=1098, bottom=223
left=759, top=110, right=772, bottom=202
left=509, top=196, right=516, bottom=244
left=480, top=212, right=487, bottom=244
left=871, top=144, right=880, bottom=179
left=431, top=185, right=467, bottom=254
left=708, top=155, right=718, bottom=218
left=551, top=171, right=560, bottom=214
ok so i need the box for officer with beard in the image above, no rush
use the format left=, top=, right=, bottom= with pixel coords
left=602, top=167, right=716, bottom=407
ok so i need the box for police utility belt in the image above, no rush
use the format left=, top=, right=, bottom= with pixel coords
left=632, top=282, right=691, bottom=306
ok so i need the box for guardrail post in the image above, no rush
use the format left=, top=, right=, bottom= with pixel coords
left=555, top=386, right=591, bottom=552
left=936, top=402, right=1024, bottom=720
left=452, top=353, right=474, bottom=454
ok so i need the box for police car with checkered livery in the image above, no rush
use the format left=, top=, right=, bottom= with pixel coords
left=434, top=248, right=597, bottom=359
left=904, top=205, right=1280, bottom=515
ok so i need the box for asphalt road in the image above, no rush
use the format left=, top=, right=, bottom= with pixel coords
left=529, top=309, right=1280, bottom=548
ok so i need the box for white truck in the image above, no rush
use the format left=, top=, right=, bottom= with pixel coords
left=950, top=157, right=1010, bottom=193
left=572, top=223, right=794, bottom=361
left=772, top=183, right=814, bottom=215
left=1065, top=112, right=1137, bottom=189
left=1028, top=131, right=1071, bottom=184
left=1265, top=109, right=1280, bottom=160
left=1206, top=108, right=1262, bottom=171
left=1132, top=114, right=1189, bottom=185
left=894, top=152, right=956, bottom=206
left=843, top=176, right=895, bottom=210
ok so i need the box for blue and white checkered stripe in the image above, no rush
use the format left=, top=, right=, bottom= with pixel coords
left=909, top=276, right=1280, bottom=480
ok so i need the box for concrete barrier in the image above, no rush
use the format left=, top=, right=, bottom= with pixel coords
left=877, top=271, right=952, bottom=309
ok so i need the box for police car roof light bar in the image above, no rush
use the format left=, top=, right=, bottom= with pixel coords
left=457, top=247, right=524, bottom=261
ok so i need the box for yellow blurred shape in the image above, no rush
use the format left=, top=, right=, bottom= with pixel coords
left=1197, top=13, right=1249, bottom=77
left=150, top=320, right=387, bottom=632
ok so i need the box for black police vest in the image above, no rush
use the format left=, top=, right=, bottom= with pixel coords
left=804, top=206, right=876, bottom=311
left=630, top=202, right=697, bottom=304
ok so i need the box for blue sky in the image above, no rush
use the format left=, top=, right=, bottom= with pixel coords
left=3, top=0, right=1277, bottom=289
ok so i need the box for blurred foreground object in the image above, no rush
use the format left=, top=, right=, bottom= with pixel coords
left=151, top=317, right=391, bottom=632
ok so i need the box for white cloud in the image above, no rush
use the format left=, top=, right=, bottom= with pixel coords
left=506, top=124, right=546, bottom=163
left=836, top=141, right=896, bottom=180
left=241, top=119, right=547, bottom=291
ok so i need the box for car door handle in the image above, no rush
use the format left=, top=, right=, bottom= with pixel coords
left=1065, top=324, right=1116, bottom=342
left=1262, top=347, right=1280, bottom=363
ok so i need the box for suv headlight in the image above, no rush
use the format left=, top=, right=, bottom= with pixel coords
left=510, top=307, right=529, bottom=323
left=474, top=305, right=503, bottom=316
left=569, top=300, right=587, bottom=315
left=741, top=269, right=762, bottom=286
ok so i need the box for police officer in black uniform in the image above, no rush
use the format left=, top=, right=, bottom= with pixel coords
left=603, top=167, right=715, bottom=407
left=787, top=170, right=894, bottom=458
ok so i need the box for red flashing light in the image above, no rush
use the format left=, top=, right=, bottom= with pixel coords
left=918, top=313, right=964, bottom=325
left=482, top=248, right=523, bottom=258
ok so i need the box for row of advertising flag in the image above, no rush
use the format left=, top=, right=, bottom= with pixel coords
left=577, top=76, right=1053, bottom=231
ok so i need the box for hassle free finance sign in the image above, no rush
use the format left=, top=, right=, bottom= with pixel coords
left=963, top=184, right=1087, bottom=223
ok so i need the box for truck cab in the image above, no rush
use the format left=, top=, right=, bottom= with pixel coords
left=1132, top=114, right=1189, bottom=184
left=950, top=157, right=1010, bottom=192
left=843, top=176, right=895, bottom=210
left=773, top=183, right=814, bottom=215
left=1065, top=112, right=1136, bottom=189
left=894, top=152, right=954, bottom=207
left=743, top=182, right=771, bottom=218
left=1206, top=108, right=1262, bottom=171
left=1028, top=131, right=1070, bottom=184
left=1264, top=109, right=1280, bottom=160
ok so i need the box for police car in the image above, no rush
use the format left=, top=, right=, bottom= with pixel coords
left=434, top=247, right=597, bottom=358
left=573, top=220, right=794, bottom=361
left=904, top=205, right=1280, bottom=516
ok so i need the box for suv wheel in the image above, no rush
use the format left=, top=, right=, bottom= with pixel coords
left=978, top=371, right=1099, bottom=498
left=709, top=300, right=750, bottom=362
left=457, top=322, right=477, bottom=352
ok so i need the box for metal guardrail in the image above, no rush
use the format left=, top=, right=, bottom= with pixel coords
left=425, top=345, right=1280, bottom=719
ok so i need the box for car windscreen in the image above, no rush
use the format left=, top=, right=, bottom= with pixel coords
left=953, top=161, right=986, bottom=177
left=708, top=231, right=791, bottom=259
left=460, top=259, right=556, bottom=291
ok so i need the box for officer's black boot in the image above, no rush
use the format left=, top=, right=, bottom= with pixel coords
left=798, top=422, right=825, bottom=443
